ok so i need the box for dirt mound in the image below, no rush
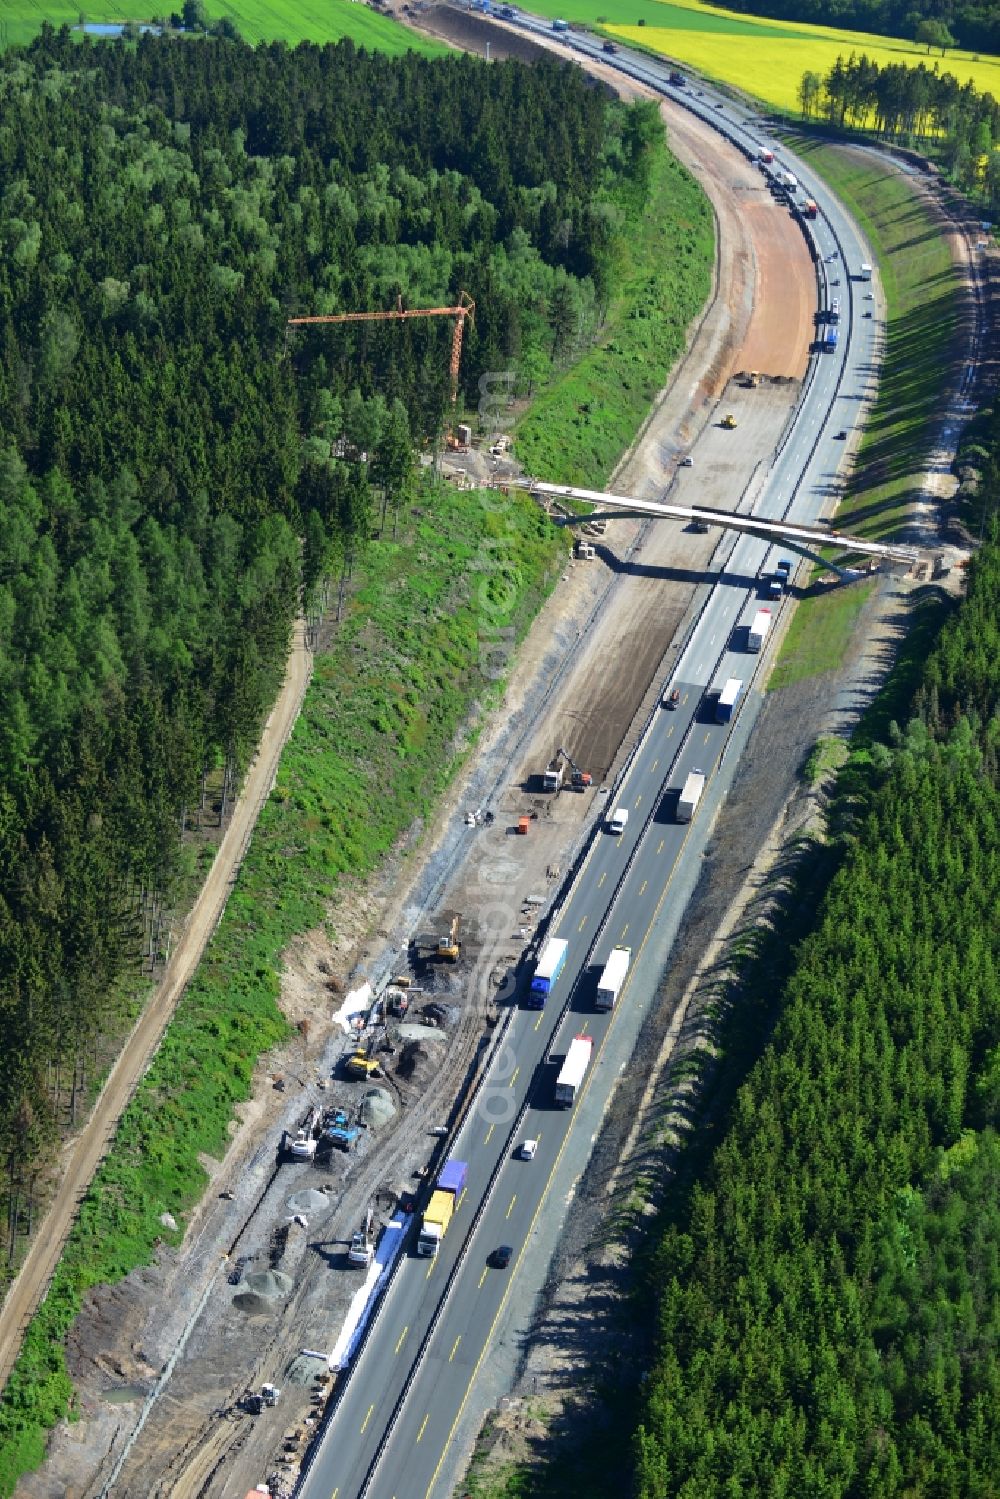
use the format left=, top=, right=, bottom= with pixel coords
left=232, top=1291, right=277, bottom=1316
left=396, top=1040, right=439, bottom=1087
left=245, top=1269, right=293, bottom=1300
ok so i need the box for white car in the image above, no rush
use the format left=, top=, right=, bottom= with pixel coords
left=680, top=455, right=694, bottom=467
left=864, top=292, right=874, bottom=300
left=520, top=1139, right=538, bottom=1161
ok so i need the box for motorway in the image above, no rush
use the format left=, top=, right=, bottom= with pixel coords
left=297, top=21, right=881, bottom=1499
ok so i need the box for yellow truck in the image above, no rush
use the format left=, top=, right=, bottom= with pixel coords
left=417, top=1159, right=468, bottom=1257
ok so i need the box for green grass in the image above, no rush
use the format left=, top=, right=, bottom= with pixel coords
left=0, top=0, right=445, bottom=55
left=771, top=143, right=961, bottom=686
left=0, top=483, right=564, bottom=1497
left=768, top=579, right=874, bottom=688
left=801, top=735, right=848, bottom=785
left=515, top=141, right=713, bottom=485
left=798, top=143, right=961, bottom=542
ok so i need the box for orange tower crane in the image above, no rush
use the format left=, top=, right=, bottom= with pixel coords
left=286, top=291, right=475, bottom=405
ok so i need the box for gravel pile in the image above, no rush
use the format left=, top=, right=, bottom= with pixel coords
left=396, top=1023, right=447, bottom=1043
left=287, top=1188, right=330, bottom=1216
left=359, top=1087, right=396, bottom=1129
left=246, top=1269, right=294, bottom=1300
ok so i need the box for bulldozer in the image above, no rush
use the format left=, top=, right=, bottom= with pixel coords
left=721, top=413, right=738, bottom=429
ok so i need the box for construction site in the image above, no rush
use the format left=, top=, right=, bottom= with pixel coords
left=16, top=28, right=979, bottom=1499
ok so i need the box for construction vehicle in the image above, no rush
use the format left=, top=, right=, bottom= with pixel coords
left=286, top=1106, right=321, bottom=1161
left=344, top=1046, right=380, bottom=1079
left=417, top=1159, right=468, bottom=1257
left=542, top=758, right=564, bottom=792
left=322, top=1108, right=360, bottom=1150
left=287, top=292, right=475, bottom=405
left=347, top=1229, right=374, bottom=1266
left=542, top=746, right=592, bottom=793
left=386, top=985, right=410, bottom=1018
left=721, top=413, right=738, bottom=429
left=240, top=1383, right=280, bottom=1414
left=348, top=1205, right=376, bottom=1265
left=412, top=914, right=461, bottom=963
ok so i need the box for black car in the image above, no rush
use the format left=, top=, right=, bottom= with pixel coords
left=489, top=1244, right=513, bottom=1269
left=602, top=40, right=617, bottom=53
left=835, top=429, right=848, bottom=440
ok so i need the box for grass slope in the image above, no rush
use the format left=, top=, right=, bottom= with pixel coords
left=521, top=0, right=1000, bottom=115
left=515, top=141, right=713, bottom=485
left=0, top=0, right=445, bottom=55
left=770, top=143, right=960, bottom=687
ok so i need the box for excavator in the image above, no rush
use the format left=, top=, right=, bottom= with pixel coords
left=411, top=914, right=461, bottom=963
left=557, top=746, right=593, bottom=791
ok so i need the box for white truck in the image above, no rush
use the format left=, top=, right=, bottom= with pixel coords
left=747, top=608, right=772, bottom=653
left=677, top=769, right=707, bottom=824
left=859, top=262, right=873, bottom=280
left=595, top=947, right=631, bottom=1012
left=779, top=170, right=798, bottom=191
left=715, top=677, right=743, bottom=724
left=554, top=1034, right=593, bottom=1107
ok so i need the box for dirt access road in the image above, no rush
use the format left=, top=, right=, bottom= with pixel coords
left=0, top=623, right=312, bottom=1395
left=18, top=45, right=818, bottom=1499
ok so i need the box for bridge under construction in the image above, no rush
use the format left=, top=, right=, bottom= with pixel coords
left=499, top=478, right=936, bottom=578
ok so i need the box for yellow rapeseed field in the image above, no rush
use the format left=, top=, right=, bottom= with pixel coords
left=607, top=0, right=1000, bottom=113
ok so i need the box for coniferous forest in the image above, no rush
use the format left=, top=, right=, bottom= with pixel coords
left=0, top=27, right=660, bottom=1254
left=634, top=512, right=1000, bottom=1489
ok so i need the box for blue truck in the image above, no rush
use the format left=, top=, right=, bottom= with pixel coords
left=529, top=937, right=569, bottom=1008
left=824, top=326, right=838, bottom=353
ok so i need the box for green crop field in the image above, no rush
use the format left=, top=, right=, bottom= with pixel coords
left=523, top=0, right=1000, bottom=115
left=0, top=0, right=445, bottom=55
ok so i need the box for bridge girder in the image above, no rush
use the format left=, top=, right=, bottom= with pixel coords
left=507, top=478, right=924, bottom=572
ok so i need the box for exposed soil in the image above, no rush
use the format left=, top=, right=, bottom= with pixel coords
left=18, top=38, right=820, bottom=1499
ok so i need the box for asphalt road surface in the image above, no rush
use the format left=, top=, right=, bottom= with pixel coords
left=298, top=25, right=880, bottom=1499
